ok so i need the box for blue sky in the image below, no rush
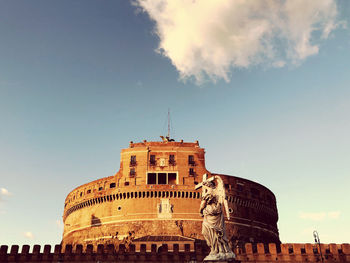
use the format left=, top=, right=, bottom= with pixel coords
left=0, top=0, right=349, bottom=246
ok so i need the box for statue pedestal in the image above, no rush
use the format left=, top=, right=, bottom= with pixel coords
left=203, top=260, right=240, bottom=263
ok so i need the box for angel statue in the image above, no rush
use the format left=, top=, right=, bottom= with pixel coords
left=195, top=174, right=236, bottom=261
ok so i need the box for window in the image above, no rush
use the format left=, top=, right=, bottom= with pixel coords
left=147, top=173, right=157, bottom=184
left=150, top=155, right=156, bottom=166
left=168, top=173, right=177, bottom=184
left=124, top=182, right=129, bottom=186
left=98, top=187, right=103, bottom=191
left=188, top=155, right=195, bottom=166
left=189, top=168, right=195, bottom=176
left=110, top=183, right=116, bottom=188
left=147, top=172, right=178, bottom=185
left=169, top=154, right=175, bottom=165
left=130, top=155, right=137, bottom=166
left=130, top=168, right=136, bottom=177
left=80, top=192, right=83, bottom=197
left=158, top=173, right=167, bottom=184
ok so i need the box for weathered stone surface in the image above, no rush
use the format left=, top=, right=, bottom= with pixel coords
left=62, top=139, right=280, bottom=248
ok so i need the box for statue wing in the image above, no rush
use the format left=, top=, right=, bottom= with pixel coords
left=215, top=176, right=230, bottom=220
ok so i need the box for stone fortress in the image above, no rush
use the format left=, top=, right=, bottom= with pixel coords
left=1, top=138, right=349, bottom=262
left=62, top=138, right=279, bottom=248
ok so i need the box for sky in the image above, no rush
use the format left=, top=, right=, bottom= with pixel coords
left=0, top=0, right=349, bottom=246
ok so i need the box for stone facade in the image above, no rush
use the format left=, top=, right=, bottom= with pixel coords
left=62, top=139, right=279, bottom=248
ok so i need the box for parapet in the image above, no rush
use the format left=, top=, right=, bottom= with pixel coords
left=1, top=243, right=350, bottom=262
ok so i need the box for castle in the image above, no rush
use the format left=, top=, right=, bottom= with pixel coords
left=1, top=138, right=349, bottom=262
left=62, top=138, right=279, bottom=248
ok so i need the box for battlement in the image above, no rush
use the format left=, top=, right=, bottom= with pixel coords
left=128, top=140, right=200, bottom=149
left=1, top=243, right=349, bottom=262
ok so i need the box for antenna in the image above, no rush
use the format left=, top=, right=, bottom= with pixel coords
left=167, top=108, right=170, bottom=138
left=161, top=109, right=174, bottom=142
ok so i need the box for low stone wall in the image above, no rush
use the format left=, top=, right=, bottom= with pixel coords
left=1, top=242, right=349, bottom=262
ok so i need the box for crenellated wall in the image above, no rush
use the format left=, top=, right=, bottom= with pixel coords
left=1, top=243, right=349, bottom=263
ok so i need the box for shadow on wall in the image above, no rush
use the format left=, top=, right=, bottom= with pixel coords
left=91, top=215, right=102, bottom=227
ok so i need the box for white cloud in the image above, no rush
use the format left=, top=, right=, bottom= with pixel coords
left=272, top=60, right=286, bottom=68
left=328, top=211, right=340, bottom=219
left=134, top=0, right=343, bottom=83
left=1, top=188, right=11, bottom=196
left=299, top=212, right=326, bottom=221
left=23, top=232, right=34, bottom=239
left=299, top=211, right=340, bottom=221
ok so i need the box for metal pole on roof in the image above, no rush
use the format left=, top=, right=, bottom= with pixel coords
left=168, top=108, right=170, bottom=138
left=313, top=230, right=324, bottom=263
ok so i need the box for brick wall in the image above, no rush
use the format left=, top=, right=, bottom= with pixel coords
left=1, top=243, right=349, bottom=263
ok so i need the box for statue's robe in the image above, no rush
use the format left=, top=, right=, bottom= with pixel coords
left=202, top=200, right=231, bottom=255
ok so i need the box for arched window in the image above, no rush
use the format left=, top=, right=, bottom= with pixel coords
left=189, top=192, right=192, bottom=198
left=147, top=191, right=150, bottom=198
left=170, top=192, right=173, bottom=198
left=150, top=191, right=153, bottom=198
left=131, top=192, right=134, bottom=198
left=127, top=192, right=130, bottom=199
